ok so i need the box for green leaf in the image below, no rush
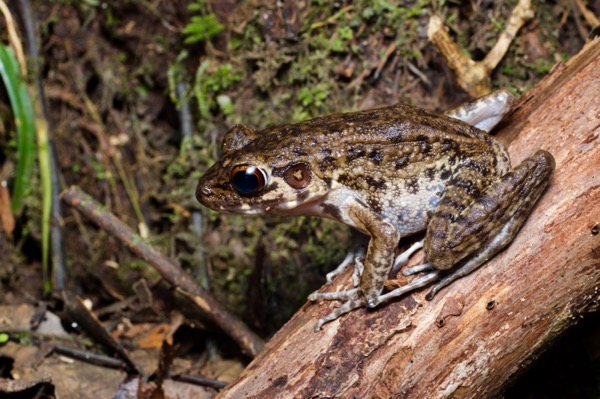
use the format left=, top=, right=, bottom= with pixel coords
left=0, top=45, right=36, bottom=214
left=182, top=14, right=224, bottom=44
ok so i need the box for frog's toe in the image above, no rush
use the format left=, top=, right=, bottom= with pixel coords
left=326, top=243, right=366, bottom=283
left=308, top=287, right=359, bottom=302
left=391, top=240, right=424, bottom=276
left=378, top=270, right=440, bottom=303
left=314, top=294, right=366, bottom=331
left=402, top=262, right=433, bottom=276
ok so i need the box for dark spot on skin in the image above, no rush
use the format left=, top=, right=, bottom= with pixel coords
left=439, top=196, right=464, bottom=212
left=434, top=210, right=455, bottom=222
left=440, top=168, right=452, bottom=181
left=404, top=176, right=419, bottom=194
left=366, top=176, right=386, bottom=190
left=296, top=190, right=310, bottom=202
left=321, top=203, right=341, bottom=219
left=367, top=197, right=382, bottom=213
left=369, top=149, right=384, bottom=165
left=336, top=173, right=349, bottom=184
left=424, top=167, right=436, bottom=180
left=292, top=146, right=307, bottom=156
left=318, top=155, right=336, bottom=172
left=395, top=155, right=410, bottom=170
left=592, top=224, right=599, bottom=235
left=435, top=318, right=445, bottom=328
left=452, top=179, right=481, bottom=198
left=415, top=134, right=427, bottom=142
left=386, top=126, right=407, bottom=143
left=346, top=146, right=366, bottom=162
left=486, top=299, right=496, bottom=310
left=419, top=142, right=432, bottom=156
left=462, top=158, right=490, bottom=175
left=447, top=154, right=458, bottom=166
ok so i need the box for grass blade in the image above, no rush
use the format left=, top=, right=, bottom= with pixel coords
left=0, top=45, right=36, bottom=214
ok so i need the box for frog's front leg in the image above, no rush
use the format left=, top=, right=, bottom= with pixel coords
left=308, top=200, right=400, bottom=330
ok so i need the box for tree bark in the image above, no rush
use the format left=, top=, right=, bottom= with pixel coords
left=218, top=38, right=600, bottom=399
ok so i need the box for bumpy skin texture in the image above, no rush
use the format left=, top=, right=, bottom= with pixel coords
left=196, top=96, right=554, bottom=330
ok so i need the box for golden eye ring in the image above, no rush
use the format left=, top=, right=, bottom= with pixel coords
left=230, top=165, right=267, bottom=195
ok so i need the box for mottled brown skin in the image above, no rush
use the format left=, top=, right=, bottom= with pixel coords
left=197, top=93, right=555, bottom=330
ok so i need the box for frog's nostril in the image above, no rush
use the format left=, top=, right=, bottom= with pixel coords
left=196, top=184, right=212, bottom=203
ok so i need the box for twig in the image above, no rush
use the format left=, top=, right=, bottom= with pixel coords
left=573, top=0, right=600, bottom=28
left=0, top=0, right=26, bottom=74
left=428, top=0, right=534, bottom=96
left=52, top=345, right=128, bottom=370
left=173, top=373, right=228, bottom=390
left=60, top=290, right=140, bottom=374
left=61, top=186, right=265, bottom=357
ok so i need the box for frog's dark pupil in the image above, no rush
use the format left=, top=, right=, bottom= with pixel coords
left=232, top=170, right=261, bottom=194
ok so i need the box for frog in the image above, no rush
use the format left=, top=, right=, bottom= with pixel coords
left=196, top=91, right=555, bottom=331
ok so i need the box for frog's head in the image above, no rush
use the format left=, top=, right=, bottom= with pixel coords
left=196, top=124, right=330, bottom=215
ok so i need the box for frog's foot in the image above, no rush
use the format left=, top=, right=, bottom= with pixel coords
left=326, top=244, right=366, bottom=283
left=390, top=240, right=425, bottom=277
left=308, top=288, right=366, bottom=331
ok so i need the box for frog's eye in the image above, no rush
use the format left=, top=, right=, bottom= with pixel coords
left=230, top=164, right=267, bottom=195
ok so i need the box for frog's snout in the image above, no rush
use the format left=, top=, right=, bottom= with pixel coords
left=195, top=181, right=212, bottom=206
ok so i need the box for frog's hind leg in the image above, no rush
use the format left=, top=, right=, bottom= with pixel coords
left=444, top=90, right=514, bottom=133
left=424, top=209, right=526, bottom=300
left=424, top=150, right=555, bottom=298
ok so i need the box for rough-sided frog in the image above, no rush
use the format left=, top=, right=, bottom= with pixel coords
left=196, top=91, right=555, bottom=331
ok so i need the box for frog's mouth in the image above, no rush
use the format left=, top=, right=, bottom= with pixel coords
left=198, top=188, right=329, bottom=217
left=216, top=194, right=328, bottom=216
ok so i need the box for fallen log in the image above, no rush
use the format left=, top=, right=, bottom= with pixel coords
left=218, top=37, right=600, bottom=398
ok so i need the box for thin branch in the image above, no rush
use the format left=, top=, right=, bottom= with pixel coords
left=428, top=0, right=534, bottom=96
left=61, top=186, right=265, bottom=357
